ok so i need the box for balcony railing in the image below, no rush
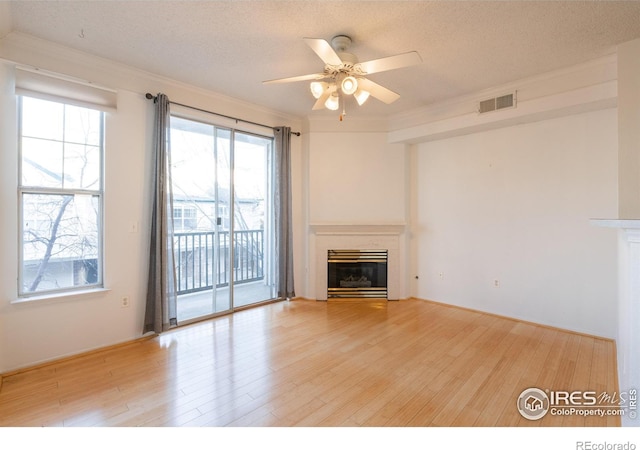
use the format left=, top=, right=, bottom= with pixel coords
left=174, top=230, right=264, bottom=295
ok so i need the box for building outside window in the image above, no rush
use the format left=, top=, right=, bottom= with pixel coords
left=173, top=203, right=199, bottom=231
left=18, top=95, right=104, bottom=296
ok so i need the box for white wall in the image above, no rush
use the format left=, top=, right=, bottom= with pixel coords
left=302, top=130, right=408, bottom=300
left=0, top=3, right=10, bottom=39
left=308, top=131, right=407, bottom=224
left=618, top=39, right=640, bottom=219
left=410, top=108, right=619, bottom=337
left=0, top=62, right=15, bottom=373
left=0, top=66, right=151, bottom=372
left=615, top=38, right=640, bottom=427
left=0, top=34, right=302, bottom=373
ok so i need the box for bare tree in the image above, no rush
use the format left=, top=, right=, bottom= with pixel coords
left=25, top=195, right=73, bottom=291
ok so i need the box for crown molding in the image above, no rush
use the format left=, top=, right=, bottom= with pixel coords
left=388, top=53, right=617, bottom=131
left=2, top=30, right=619, bottom=140
left=302, top=53, right=619, bottom=138
left=387, top=54, right=618, bottom=144
left=0, top=31, right=302, bottom=129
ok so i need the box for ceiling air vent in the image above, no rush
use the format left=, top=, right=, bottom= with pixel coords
left=478, top=92, right=516, bottom=114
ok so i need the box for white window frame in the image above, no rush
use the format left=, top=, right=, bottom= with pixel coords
left=17, top=95, right=105, bottom=298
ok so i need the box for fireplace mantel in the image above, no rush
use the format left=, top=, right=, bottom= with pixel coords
left=310, top=223, right=406, bottom=235
left=591, top=218, right=640, bottom=427
left=310, top=223, right=406, bottom=301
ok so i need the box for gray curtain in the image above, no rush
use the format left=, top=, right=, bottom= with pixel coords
left=144, top=93, right=177, bottom=333
left=274, top=126, right=295, bottom=299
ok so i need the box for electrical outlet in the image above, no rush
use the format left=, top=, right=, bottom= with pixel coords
left=439, top=272, right=444, bottom=280
left=121, top=296, right=130, bottom=307
left=494, top=279, right=500, bottom=288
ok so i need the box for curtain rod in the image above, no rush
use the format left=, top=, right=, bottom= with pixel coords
left=145, top=93, right=300, bottom=136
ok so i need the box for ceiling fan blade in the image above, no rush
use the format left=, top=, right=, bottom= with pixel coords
left=312, top=89, right=332, bottom=110
left=357, top=51, right=422, bottom=75
left=263, top=73, right=327, bottom=84
left=303, top=38, right=343, bottom=66
left=358, top=78, right=400, bottom=104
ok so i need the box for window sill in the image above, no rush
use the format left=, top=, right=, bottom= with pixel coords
left=12, top=287, right=111, bottom=305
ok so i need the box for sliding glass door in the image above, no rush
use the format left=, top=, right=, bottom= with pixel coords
left=232, top=132, right=276, bottom=308
left=170, top=116, right=275, bottom=323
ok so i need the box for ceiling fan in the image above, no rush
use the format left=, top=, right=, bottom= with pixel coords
left=263, top=35, right=422, bottom=119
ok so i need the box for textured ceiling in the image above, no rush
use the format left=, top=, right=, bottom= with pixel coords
left=5, top=1, right=640, bottom=119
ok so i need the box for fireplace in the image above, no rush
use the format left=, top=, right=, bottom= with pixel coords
left=327, top=249, right=388, bottom=298
left=312, top=223, right=404, bottom=300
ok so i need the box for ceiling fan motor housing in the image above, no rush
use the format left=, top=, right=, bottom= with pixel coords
left=331, top=35, right=352, bottom=52
left=330, top=35, right=359, bottom=70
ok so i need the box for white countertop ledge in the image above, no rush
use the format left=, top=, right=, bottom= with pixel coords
left=590, top=219, right=640, bottom=229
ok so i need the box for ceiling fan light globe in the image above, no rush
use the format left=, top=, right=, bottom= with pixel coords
left=325, top=94, right=340, bottom=111
left=310, top=81, right=327, bottom=99
left=341, top=76, right=358, bottom=95
left=354, top=89, right=370, bottom=106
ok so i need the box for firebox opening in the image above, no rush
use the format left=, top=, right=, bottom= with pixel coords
left=327, top=249, right=388, bottom=299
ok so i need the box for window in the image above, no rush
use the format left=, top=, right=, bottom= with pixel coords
left=18, top=96, right=104, bottom=296
left=173, top=203, right=198, bottom=231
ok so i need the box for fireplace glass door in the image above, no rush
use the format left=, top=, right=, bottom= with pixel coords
left=327, top=249, right=388, bottom=298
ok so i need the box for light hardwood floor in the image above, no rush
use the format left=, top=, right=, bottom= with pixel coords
left=0, top=298, right=620, bottom=427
